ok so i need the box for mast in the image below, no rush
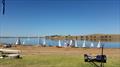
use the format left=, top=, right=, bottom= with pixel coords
left=2, top=0, right=5, bottom=15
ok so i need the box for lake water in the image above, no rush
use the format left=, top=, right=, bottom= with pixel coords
left=0, top=38, right=120, bottom=48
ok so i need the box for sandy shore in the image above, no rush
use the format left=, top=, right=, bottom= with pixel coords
left=1, top=45, right=119, bottom=58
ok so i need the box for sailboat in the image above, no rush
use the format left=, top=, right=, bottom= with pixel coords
left=43, top=38, right=46, bottom=46
left=22, top=41, right=25, bottom=45
left=64, top=40, right=68, bottom=48
left=15, top=38, right=21, bottom=45
left=15, top=39, right=19, bottom=45
left=82, top=40, right=86, bottom=48
left=69, top=40, right=73, bottom=46
left=58, top=40, right=62, bottom=47
left=90, top=42, right=94, bottom=48
left=75, top=40, right=78, bottom=47
left=97, top=41, right=101, bottom=48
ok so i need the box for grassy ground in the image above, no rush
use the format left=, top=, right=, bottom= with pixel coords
left=0, top=54, right=120, bottom=67
left=0, top=46, right=120, bottom=67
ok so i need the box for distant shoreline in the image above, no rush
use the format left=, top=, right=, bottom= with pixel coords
left=1, top=34, right=120, bottom=42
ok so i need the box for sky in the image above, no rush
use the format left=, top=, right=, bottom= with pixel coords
left=0, top=0, right=120, bottom=36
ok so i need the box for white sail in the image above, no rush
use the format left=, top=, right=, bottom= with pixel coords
left=97, top=41, right=101, bottom=48
left=15, top=38, right=20, bottom=45
left=15, top=39, right=19, bottom=45
left=43, top=38, right=46, bottom=45
left=64, top=42, right=67, bottom=47
left=64, top=40, right=68, bottom=47
left=22, top=41, right=25, bottom=45
left=58, top=40, right=61, bottom=47
left=82, top=40, right=86, bottom=47
left=70, top=40, right=73, bottom=46
left=75, top=40, right=78, bottom=47
left=90, top=42, right=94, bottom=48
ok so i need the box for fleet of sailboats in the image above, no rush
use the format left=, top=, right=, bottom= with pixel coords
left=14, top=37, right=102, bottom=48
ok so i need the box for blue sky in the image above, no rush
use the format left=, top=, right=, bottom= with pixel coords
left=0, top=0, right=120, bottom=36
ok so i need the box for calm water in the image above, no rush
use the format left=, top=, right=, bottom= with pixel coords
left=0, top=38, right=120, bottom=48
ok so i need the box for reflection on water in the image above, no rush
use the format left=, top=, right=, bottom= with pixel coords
left=0, top=38, right=120, bottom=48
